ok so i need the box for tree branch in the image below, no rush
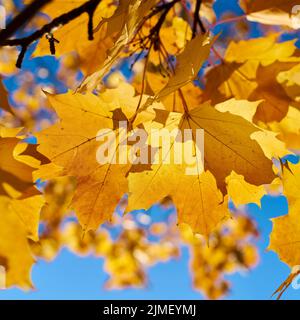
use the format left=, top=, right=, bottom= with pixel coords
left=0, top=0, right=102, bottom=67
left=0, top=0, right=53, bottom=43
left=192, top=0, right=206, bottom=38
left=134, top=0, right=181, bottom=51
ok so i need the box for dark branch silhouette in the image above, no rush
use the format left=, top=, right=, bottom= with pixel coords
left=0, top=0, right=53, bottom=43
left=192, top=0, right=206, bottom=37
left=0, top=0, right=102, bottom=67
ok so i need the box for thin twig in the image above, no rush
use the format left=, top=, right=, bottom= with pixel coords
left=192, top=0, right=206, bottom=37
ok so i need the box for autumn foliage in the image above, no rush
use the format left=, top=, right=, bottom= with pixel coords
left=0, top=0, right=300, bottom=299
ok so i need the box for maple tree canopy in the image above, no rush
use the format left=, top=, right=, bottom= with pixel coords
left=0, top=0, right=299, bottom=299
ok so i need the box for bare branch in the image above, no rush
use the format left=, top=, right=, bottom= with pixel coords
left=0, top=0, right=102, bottom=67
left=0, top=0, right=53, bottom=43
left=192, top=0, right=206, bottom=38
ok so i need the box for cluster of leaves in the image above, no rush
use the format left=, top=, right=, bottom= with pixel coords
left=0, top=0, right=300, bottom=298
left=182, top=214, right=259, bottom=299
left=30, top=176, right=258, bottom=298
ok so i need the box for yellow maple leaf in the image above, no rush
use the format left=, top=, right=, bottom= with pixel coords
left=277, top=62, right=300, bottom=105
left=281, top=162, right=300, bottom=206
left=0, top=128, right=35, bottom=197
left=268, top=162, right=300, bottom=298
left=0, top=196, right=35, bottom=289
left=268, top=106, right=300, bottom=150
left=10, top=195, right=44, bottom=242
left=269, top=199, right=300, bottom=267
left=225, top=35, right=297, bottom=66
left=128, top=102, right=275, bottom=235
left=36, top=83, right=163, bottom=231
left=204, top=58, right=300, bottom=123
left=129, top=167, right=229, bottom=237
left=240, top=0, right=299, bottom=28
left=202, top=36, right=300, bottom=122
left=181, top=103, right=276, bottom=191
left=226, top=171, right=266, bottom=207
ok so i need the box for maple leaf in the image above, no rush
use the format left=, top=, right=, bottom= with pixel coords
left=226, top=171, right=266, bottom=207
left=0, top=125, right=49, bottom=196
left=9, top=195, right=44, bottom=242
left=36, top=83, right=163, bottom=231
left=268, top=107, right=300, bottom=151
left=281, top=162, right=300, bottom=206
left=181, top=103, right=276, bottom=191
left=216, top=100, right=291, bottom=160
left=269, top=199, right=300, bottom=267
left=224, top=34, right=298, bottom=66
left=129, top=167, right=230, bottom=237
left=268, top=162, right=300, bottom=298
left=0, top=127, right=36, bottom=197
left=0, top=125, right=45, bottom=288
left=128, top=102, right=275, bottom=235
left=278, top=61, right=300, bottom=96
left=202, top=36, right=300, bottom=123
left=240, top=0, right=300, bottom=28
left=203, top=55, right=300, bottom=123
left=0, top=196, right=35, bottom=289
left=269, top=201, right=300, bottom=267
left=214, top=98, right=261, bottom=122
left=252, top=61, right=300, bottom=123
